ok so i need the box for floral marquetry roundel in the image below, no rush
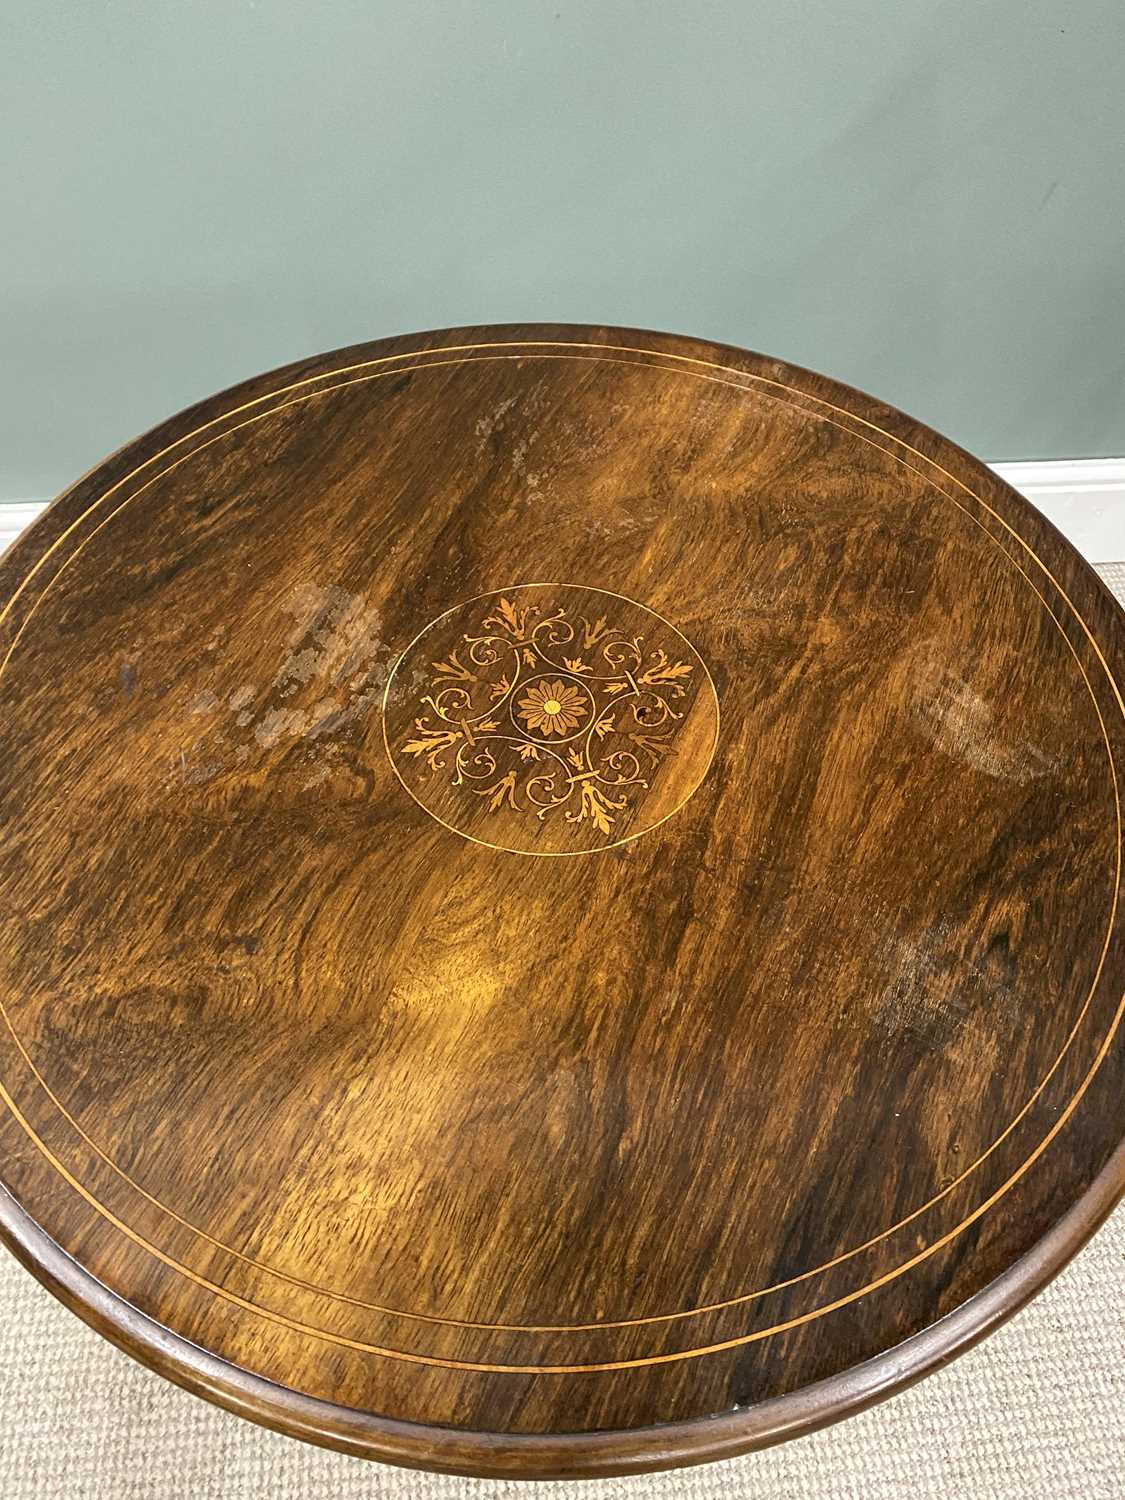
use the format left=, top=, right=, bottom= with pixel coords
left=382, top=584, right=719, bottom=854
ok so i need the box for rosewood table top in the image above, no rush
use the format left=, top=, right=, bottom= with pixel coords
left=0, top=325, right=1121, bottom=1478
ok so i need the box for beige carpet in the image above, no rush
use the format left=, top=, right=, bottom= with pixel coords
left=2, top=565, right=1124, bottom=1499
left=0, top=1213, right=1121, bottom=1498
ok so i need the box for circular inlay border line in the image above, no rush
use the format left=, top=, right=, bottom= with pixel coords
left=0, top=340, right=1119, bottom=1369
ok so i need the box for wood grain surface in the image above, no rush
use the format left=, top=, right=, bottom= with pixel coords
left=0, top=325, right=1122, bottom=1478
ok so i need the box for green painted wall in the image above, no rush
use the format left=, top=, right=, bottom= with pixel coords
left=3, top=1, right=1123, bottom=498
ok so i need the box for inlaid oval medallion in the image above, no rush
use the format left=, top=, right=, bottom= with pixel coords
left=382, top=584, right=720, bottom=854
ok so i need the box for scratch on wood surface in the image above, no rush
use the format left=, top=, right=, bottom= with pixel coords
left=911, top=652, right=1057, bottom=783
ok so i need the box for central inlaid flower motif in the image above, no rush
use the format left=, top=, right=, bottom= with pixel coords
left=517, top=678, right=588, bottom=736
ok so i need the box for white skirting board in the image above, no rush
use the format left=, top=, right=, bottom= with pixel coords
left=2, top=458, right=1124, bottom=563
left=991, top=458, right=1125, bottom=563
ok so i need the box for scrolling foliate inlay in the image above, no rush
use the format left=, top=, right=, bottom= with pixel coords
left=382, top=585, right=719, bottom=855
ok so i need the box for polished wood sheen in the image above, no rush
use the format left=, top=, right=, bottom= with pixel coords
left=1, top=325, right=1123, bottom=1478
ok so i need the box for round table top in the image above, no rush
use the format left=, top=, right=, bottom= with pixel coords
left=1, top=325, right=1123, bottom=1479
